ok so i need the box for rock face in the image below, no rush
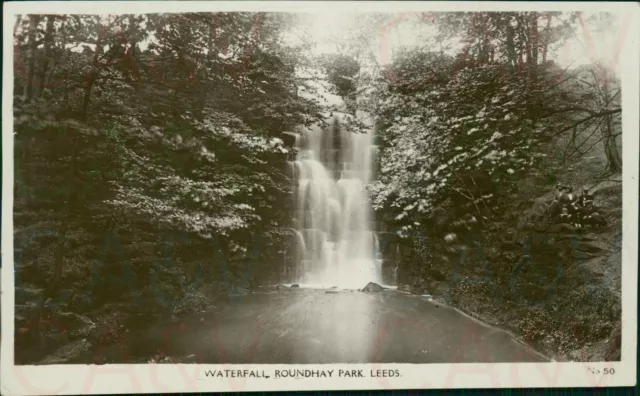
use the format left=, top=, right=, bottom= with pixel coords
left=361, top=282, right=384, bottom=293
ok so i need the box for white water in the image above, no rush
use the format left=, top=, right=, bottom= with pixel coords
left=289, top=111, right=382, bottom=288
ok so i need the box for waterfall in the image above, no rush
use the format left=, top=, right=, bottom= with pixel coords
left=289, top=110, right=382, bottom=288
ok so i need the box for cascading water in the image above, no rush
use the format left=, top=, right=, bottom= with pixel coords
left=289, top=110, right=382, bottom=288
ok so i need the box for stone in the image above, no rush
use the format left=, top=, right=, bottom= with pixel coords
left=361, top=282, right=384, bottom=293
left=571, top=250, right=595, bottom=260
left=15, top=286, right=44, bottom=304
left=36, top=339, right=92, bottom=365
left=325, top=290, right=338, bottom=294
left=56, top=312, right=96, bottom=339
left=555, top=223, right=577, bottom=233
left=290, top=284, right=300, bottom=288
left=230, top=287, right=250, bottom=296
left=15, top=303, right=37, bottom=317
left=43, top=331, right=70, bottom=351
left=184, top=354, right=197, bottom=363
left=397, top=284, right=411, bottom=293
left=49, top=289, right=75, bottom=306
left=573, top=241, right=605, bottom=254
left=585, top=260, right=605, bottom=277
left=16, top=314, right=28, bottom=327
left=556, top=233, right=593, bottom=242
left=531, top=233, right=550, bottom=246
left=280, top=131, right=298, bottom=147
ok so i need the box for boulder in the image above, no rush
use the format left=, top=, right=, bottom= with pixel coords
left=280, top=131, right=298, bottom=147
left=361, top=282, right=384, bottom=293
left=290, top=284, right=300, bottom=288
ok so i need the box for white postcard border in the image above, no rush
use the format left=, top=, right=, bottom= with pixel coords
left=2, top=2, right=638, bottom=394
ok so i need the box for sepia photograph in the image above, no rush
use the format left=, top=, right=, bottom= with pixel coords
left=2, top=1, right=638, bottom=393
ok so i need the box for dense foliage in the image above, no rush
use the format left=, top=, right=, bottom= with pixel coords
left=360, top=12, right=621, bottom=238
left=13, top=13, right=326, bottom=342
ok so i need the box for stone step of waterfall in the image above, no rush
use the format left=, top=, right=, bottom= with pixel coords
left=296, top=178, right=335, bottom=185
left=300, top=227, right=327, bottom=235
left=339, top=170, right=360, bottom=179
left=320, top=148, right=340, bottom=159
left=293, top=210, right=319, bottom=229
left=337, top=223, right=376, bottom=232
left=339, top=230, right=378, bottom=238
left=344, top=147, right=356, bottom=158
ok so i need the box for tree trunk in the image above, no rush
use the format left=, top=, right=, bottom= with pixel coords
left=600, top=68, right=622, bottom=173
left=37, top=15, right=55, bottom=98
left=13, top=14, right=22, bottom=36
left=541, top=13, right=552, bottom=63
left=479, top=14, right=490, bottom=64
left=506, top=22, right=517, bottom=72
left=57, top=21, right=69, bottom=113
left=530, top=13, right=539, bottom=81
left=197, top=18, right=217, bottom=116
left=81, top=17, right=105, bottom=120
left=63, top=70, right=70, bottom=111
left=23, top=15, right=41, bottom=101
left=523, top=19, right=533, bottom=79
left=602, top=117, right=622, bottom=173
left=81, top=73, right=97, bottom=121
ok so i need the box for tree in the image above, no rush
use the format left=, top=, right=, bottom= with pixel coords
left=22, top=15, right=40, bottom=101
left=364, top=11, right=622, bottom=237
left=321, top=53, right=360, bottom=100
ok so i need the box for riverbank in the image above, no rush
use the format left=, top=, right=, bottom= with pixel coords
left=392, top=177, right=622, bottom=363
